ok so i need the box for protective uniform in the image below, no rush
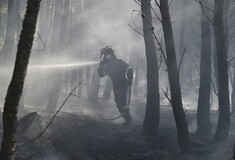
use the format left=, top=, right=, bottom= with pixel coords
left=97, top=46, right=133, bottom=125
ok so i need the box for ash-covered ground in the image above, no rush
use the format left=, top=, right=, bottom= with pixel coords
left=1, top=95, right=232, bottom=160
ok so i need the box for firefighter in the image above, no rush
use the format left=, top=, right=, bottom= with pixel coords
left=97, top=46, right=133, bottom=125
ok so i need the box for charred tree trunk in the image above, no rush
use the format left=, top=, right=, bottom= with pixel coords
left=0, top=0, right=41, bottom=159
left=141, top=0, right=160, bottom=136
left=214, top=0, right=230, bottom=141
left=159, top=0, right=192, bottom=154
left=196, top=3, right=212, bottom=137
left=1, top=0, right=16, bottom=64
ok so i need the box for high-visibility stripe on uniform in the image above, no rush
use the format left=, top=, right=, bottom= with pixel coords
left=104, top=46, right=112, bottom=49
left=126, top=66, right=132, bottom=71
left=123, top=105, right=129, bottom=110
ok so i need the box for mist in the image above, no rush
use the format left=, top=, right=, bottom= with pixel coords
left=0, top=0, right=234, bottom=159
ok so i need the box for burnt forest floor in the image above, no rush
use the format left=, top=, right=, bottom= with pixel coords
left=4, top=96, right=235, bottom=160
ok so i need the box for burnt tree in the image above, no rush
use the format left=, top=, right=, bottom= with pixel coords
left=214, top=0, right=230, bottom=141
left=196, top=0, right=212, bottom=137
left=159, top=0, right=192, bottom=154
left=141, top=0, right=160, bottom=136
left=0, top=0, right=41, bottom=159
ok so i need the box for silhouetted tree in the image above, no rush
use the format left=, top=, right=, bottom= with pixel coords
left=214, top=0, right=230, bottom=141
left=141, top=0, right=160, bottom=136
left=159, top=0, right=192, bottom=154
left=196, top=0, right=212, bottom=137
left=0, top=0, right=41, bottom=159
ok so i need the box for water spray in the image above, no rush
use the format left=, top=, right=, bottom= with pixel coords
left=0, top=61, right=99, bottom=75
left=29, top=61, right=99, bottom=69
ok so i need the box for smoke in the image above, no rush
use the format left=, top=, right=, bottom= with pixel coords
left=0, top=0, right=209, bottom=113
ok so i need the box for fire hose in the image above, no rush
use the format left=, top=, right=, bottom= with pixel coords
left=101, top=86, right=131, bottom=121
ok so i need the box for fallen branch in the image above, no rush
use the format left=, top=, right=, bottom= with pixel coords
left=17, top=81, right=83, bottom=150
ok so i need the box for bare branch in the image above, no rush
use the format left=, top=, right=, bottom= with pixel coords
left=169, top=0, right=173, bottom=7
left=178, top=47, right=187, bottom=73
left=32, top=31, right=46, bottom=52
left=154, top=0, right=160, bottom=8
left=132, top=9, right=167, bottom=61
left=228, top=57, right=235, bottom=64
left=133, top=0, right=141, bottom=6
left=194, top=0, right=214, bottom=12
left=211, top=79, right=219, bottom=97
left=150, top=5, right=162, bottom=23
left=128, top=24, right=144, bottom=36
left=187, top=45, right=219, bottom=97
left=194, top=0, right=225, bottom=39
left=130, top=10, right=141, bottom=33
left=161, top=87, right=172, bottom=103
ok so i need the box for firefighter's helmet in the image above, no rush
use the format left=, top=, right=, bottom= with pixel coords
left=100, top=46, right=115, bottom=59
